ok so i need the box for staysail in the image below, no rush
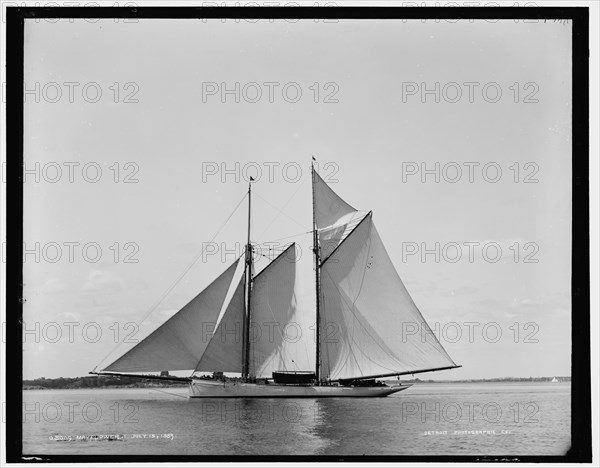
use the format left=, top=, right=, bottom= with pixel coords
left=249, top=243, right=313, bottom=378
left=315, top=177, right=457, bottom=381
left=195, top=274, right=245, bottom=373
left=101, top=259, right=240, bottom=373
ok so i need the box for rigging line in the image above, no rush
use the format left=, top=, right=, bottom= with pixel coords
left=256, top=176, right=308, bottom=239
left=254, top=251, right=273, bottom=260
left=252, top=188, right=307, bottom=231
left=94, top=192, right=249, bottom=372
left=254, top=230, right=312, bottom=247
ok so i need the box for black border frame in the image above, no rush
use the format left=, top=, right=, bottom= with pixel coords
left=5, top=6, right=590, bottom=463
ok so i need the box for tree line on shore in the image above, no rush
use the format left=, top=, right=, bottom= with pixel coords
left=22, top=375, right=571, bottom=389
left=23, top=375, right=187, bottom=389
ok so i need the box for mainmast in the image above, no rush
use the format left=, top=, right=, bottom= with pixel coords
left=242, top=178, right=254, bottom=381
left=311, top=161, right=322, bottom=383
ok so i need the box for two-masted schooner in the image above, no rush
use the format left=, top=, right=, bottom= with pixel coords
left=92, top=163, right=460, bottom=397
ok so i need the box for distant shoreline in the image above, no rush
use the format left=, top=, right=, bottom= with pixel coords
left=22, top=375, right=189, bottom=390
left=23, top=384, right=189, bottom=390
left=23, top=375, right=571, bottom=390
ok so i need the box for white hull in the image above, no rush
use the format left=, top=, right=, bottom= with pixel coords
left=189, top=379, right=412, bottom=398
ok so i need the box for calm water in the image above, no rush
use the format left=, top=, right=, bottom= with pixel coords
left=23, top=382, right=570, bottom=456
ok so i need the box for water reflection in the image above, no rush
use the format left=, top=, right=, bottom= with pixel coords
left=23, top=383, right=572, bottom=456
left=185, top=398, right=328, bottom=454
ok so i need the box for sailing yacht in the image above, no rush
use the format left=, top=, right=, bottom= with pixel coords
left=92, top=163, right=460, bottom=397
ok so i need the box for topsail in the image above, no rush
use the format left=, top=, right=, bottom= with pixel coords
left=313, top=171, right=368, bottom=260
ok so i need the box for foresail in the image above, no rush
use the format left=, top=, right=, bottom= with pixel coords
left=102, top=259, right=240, bottom=373
left=249, top=243, right=313, bottom=378
left=313, top=170, right=368, bottom=260
left=319, top=214, right=456, bottom=381
left=195, top=274, right=245, bottom=373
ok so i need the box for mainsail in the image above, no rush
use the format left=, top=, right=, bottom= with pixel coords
left=314, top=175, right=457, bottom=381
left=249, top=243, right=313, bottom=378
left=101, top=258, right=241, bottom=373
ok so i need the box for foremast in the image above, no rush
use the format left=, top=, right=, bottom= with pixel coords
left=311, top=161, right=322, bottom=384
left=242, top=179, right=254, bottom=382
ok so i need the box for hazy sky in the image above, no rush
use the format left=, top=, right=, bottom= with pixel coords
left=21, top=18, right=572, bottom=380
